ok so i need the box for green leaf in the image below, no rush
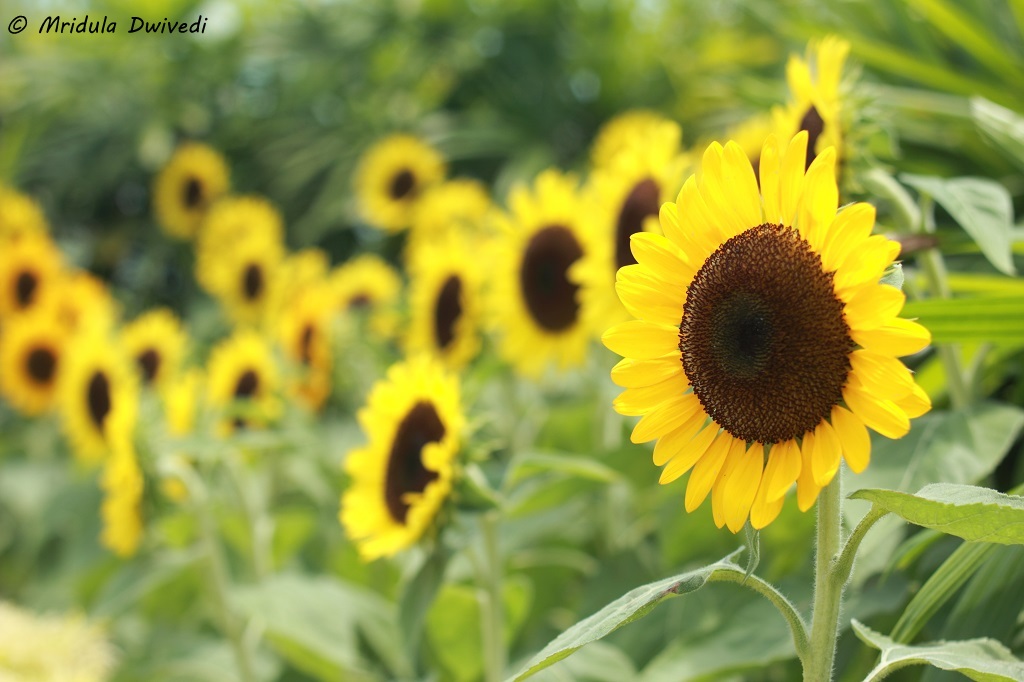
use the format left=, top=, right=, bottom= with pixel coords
left=900, top=296, right=1024, bottom=343
left=879, top=262, right=904, bottom=290
left=509, top=552, right=743, bottom=681
left=851, top=484, right=1024, bottom=544
left=231, top=574, right=410, bottom=681
left=902, top=174, right=1016, bottom=275
left=398, top=543, right=451, bottom=659
left=529, top=642, right=636, bottom=682
left=508, top=452, right=621, bottom=487
left=853, top=620, right=1024, bottom=681
left=743, top=524, right=760, bottom=580
left=971, top=97, right=1024, bottom=171
left=861, top=167, right=921, bottom=232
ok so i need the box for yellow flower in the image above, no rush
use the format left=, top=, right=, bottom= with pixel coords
left=330, top=254, right=402, bottom=341
left=490, top=169, right=594, bottom=378
left=99, top=429, right=144, bottom=557
left=153, top=142, right=230, bottom=239
left=340, top=356, right=464, bottom=560
left=58, top=330, right=139, bottom=465
left=119, top=308, right=187, bottom=388
left=405, top=233, right=483, bottom=370
left=784, top=36, right=850, bottom=172
left=574, top=142, right=689, bottom=329
left=206, top=329, right=281, bottom=434
left=0, top=185, right=48, bottom=243
left=0, top=232, right=63, bottom=319
left=264, top=248, right=330, bottom=330
left=163, top=367, right=204, bottom=437
left=603, top=132, right=931, bottom=532
left=405, top=178, right=493, bottom=263
left=590, top=110, right=682, bottom=169
left=0, top=307, right=65, bottom=416
left=355, top=134, right=446, bottom=232
left=278, top=281, right=335, bottom=411
left=0, top=601, right=116, bottom=682
left=45, top=269, right=120, bottom=335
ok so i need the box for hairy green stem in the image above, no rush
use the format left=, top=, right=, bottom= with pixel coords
left=804, top=478, right=844, bottom=682
left=708, top=570, right=809, bottom=662
left=479, top=512, right=506, bottom=682
left=833, top=506, right=888, bottom=586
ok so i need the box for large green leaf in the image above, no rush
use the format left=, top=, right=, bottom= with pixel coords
left=527, top=642, right=637, bottom=682
left=854, top=620, right=1024, bottom=681
left=509, top=553, right=743, bottom=681
left=398, top=543, right=451, bottom=661
left=972, top=97, right=1024, bottom=170
left=902, top=174, right=1016, bottom=275
left=852, top=484, right=1024, bottom=544
left=900, top=296, right=1024, bottom=343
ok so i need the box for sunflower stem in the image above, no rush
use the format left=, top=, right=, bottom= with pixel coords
left=707, top=570, right=809, bottom=661
left=804, top=477, right=844, bottom=682
left=478, top=511, right=506, bottom=682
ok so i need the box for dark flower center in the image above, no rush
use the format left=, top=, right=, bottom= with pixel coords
left=299, top=324, right=314, bottom=365
left=679, top=223, right=852, bottom=443
left=137, top=348, right=161, bottom=383
left=233, top=369, right=259, bottom=399
left=87, top=370, right=112, bottom=431
left=15, top=271, right=38, bottom=308
left=183, top=177, right=203, bottom=209
left=349, top=293, right=371, bottom=310
left=433, top=275, right=462, bottom=351
left=615, top=178, right=660, bottom=270
left=800, top=106, right=825, bottom=170
left=26, top=347, right=57, bottom=384
left=385, top=401, right=444, bottom=524
left=519, top=225, right=583, bottom=332
left=389, top=169, right=416, bottom=200
left=242, top=263, right=263, bottom=301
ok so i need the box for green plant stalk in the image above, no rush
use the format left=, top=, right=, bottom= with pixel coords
left=804, top=478, right=844, bottom=682
left=707, top=571, right=809, bottom=661
left=479, top=511, right=506, bottom=682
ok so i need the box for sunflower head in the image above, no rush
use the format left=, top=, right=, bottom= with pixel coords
left=784, top=36, right=851, bottom=176
left=0, top=232, right=63, bottom=319
left=0, top=306, right=66, bottom=416
left=46, top=269, right=120, bottom=335
left=330, top=254, right=403, bottom=342
left=340, top=356, right=464, bottom=560
left=120, top=308, right=187, bottom=388
left=355, top=134, right=447, bottom=233
left=278, top=281, right=334, bottom=411
left=153, top=142, right=230, bottom=239
left=603, top=132, right=931, bottom=532
left=206, top=329, right=281, bottom=434
left=0, top=186, right=48, bottom=243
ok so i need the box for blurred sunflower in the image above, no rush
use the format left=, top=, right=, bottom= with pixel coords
left=153, top=142, right=230, bottom=239
left=784, top=36, right=850, bottom=172
left=99, top=429, right=144, bottom=557
left=355, top=134, right=446, bottom=233
left=574, top=143, right=688, bottom=329
left=0, top=307, right=65, bottom=416
left=0, top=602, right=116, bottom=682
left=46, top=269, right=120, bottom=335
left=0, top=232, right=63, bottom=319
left=265, top=248, right=330, bottom=327
left=491, top=170, right=594, bottom=378
left=164, top=367, right=204, bottom=437
left=330, top=254, right=402, bottom=341
left=120, top=309, right=187, bottom=388
left=206, top=329, right=281, bottom=433
left=340, top=356, right=464, bottom=560
left=590, top=110, right=682, bottom=169
left=196, top=197, right=285, bottom=325
left=725, top=108, right=796, bottom=177
left=406, top=234, right=483, bottom=370
left=59, top=331, right=138, bottom=465
left=278, top=282, right=334, bottom=411
left=0, top=185, right=48, bottom=243
left=603, top=133, right=930, bottom=532
left=405, top=178, right=492, bottom=263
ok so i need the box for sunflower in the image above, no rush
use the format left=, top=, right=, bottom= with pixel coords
left=490, top=169, right=594, bottom=378
left=58, top=331, right=138, bottom=465
left=164, top=367, right=204, bottom=437
left=46, top=269, right=120, bottom=335
left=590, top=110, right=682, bottom=169
left=405, top=178, right=493, bottom=264
left=0, top=307, right=65, bottom=416
left=119, top=309, right=187, bottom=388
left=340, top=356, right=464, bottom=560
left=783, top=36, right=850, bottom=172
left=574, top=143, right=689, bottom=329
left=206, top=329, right=281, bottom=433
left=0, top=185, right=48, bottom=243
left=0, top=232, right=63, bottom=319
left=99, top=429, right=144, bottom=557
left=264, top=248, right=330, bottom=329
left=603, top=132, right=931, bottom=533
left=406, top=234, right=483, bottom=370
left=724, top=108, right=798, bottom=178
left=195, top=197, right=285, bottom=325
left=330, top=254, right=402, bottom=341
left=278, top=282, right=334, bottom=410
left=153, top=142, right=230, bottom=239
left=355, top=134, right=446, bottom=233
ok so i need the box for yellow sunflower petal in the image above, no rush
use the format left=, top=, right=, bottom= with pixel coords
left=611, top=354, right=685, bottom=388
left=630, top=393, right=702, bottom=443
left=811, top=419, right=842, bottom=487
left=849, top=349, right=915, bottom=402
left=721, top=441, right=764, bottom=533
left=762, top=439, right=802, bottom=503
left=759, top=135, right=783, bottom=223
left=653, top=412, right=711, bottom=469
left=603, top=320, right=680, bottom=359
left=843, top=284, right=905, bottom=331
left=894, top=382, right=932, bottom=419
left=834, top=235, right=900, bottom=295
left=822, top=203, right=875, bottom=274
left=721, top=141, right=763, bottom=229
left=798, top=147, right=838, bottom=251
left=779, top=132, right=809, bottom=225
left=750, top=474, right=786, bottom=530
left=843, top=376, right=911, bottom=439
left=613, top=373, right=690, bottom=416
left=831, top=405, right=871, bottom=474
left=684, top=431, right=733, bottom=512
left=851, top=317, right=931, bottom=357
left=796, top=433, right=822, bottom=512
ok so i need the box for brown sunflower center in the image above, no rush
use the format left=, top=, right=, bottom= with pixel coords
left=26, top=347, right=57, bottom=384
left=385, top=401, right=444, bottom=524
left=679, top=223, right=852, bottom=444
left=349, top=293, right=371, bottom=310
left=519, top=225, right=583, bottom=332
left=183, top=177, right=203, bottom=209
left=616, top=178, right=660, bottom=270
left=87, top=370, right=112, bottom=431
left=800, top=106, right=825, bottom=170
left=389, top=169, right=416, bottom=200
left=15, top=271, right=38, bottom=308
left=299, top=324, right=314, bottom=365
left=433, top=275, right=462, bottom=351
left=242, top=263, right=263, bottom=301
left=137, top=348, right=161, bottom=384
left=234, top=369, right=259, bottom=399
